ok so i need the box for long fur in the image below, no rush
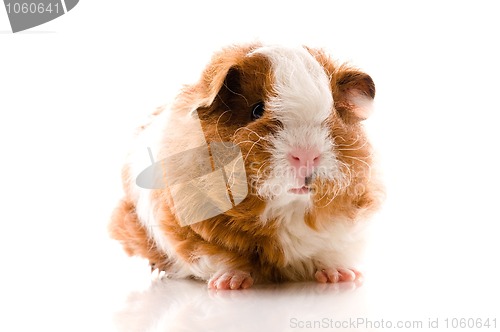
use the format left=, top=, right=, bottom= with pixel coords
left=110, top=43, right=383, bottom=286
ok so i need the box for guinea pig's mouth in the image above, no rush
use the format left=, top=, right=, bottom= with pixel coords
left=288, top=186, right=311, bottom=195
left=288, top=175, right=314, bottom=194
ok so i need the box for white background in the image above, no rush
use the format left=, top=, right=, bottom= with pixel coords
left=1, top=1, right=499, bottom=331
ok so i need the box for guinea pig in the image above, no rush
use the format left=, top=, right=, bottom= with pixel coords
left=110, top=43, right=383, bottom=290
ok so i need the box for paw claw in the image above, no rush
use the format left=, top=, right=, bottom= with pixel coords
left=208, top=271, right=253, bottom=290
left=315, top=267, right=360, bottom=284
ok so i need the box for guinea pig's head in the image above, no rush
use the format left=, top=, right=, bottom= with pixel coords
left=193, top=44, right=377, bottom=220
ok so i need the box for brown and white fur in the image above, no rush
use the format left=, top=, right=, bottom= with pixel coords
left=110, top=43, right=383, bottom=290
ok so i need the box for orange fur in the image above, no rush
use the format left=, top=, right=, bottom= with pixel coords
left=109, top=199, right=169, bottom=271
left=109, top=43, right=383, bottom=285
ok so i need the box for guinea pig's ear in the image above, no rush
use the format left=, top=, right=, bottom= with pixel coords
left=305, top=47, right=375, bottom=123
left=333, top=67, right=376, bottom=123
left=203, top=63, right=239, bottom=107
left=197, top=45, right=256, bottom=109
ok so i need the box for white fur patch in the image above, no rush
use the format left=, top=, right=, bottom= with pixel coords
left=265, top=200, right=367, bottom=280
left=252, top=45, right=333, bottom=126
left=250, top=46, right=341, bottom=201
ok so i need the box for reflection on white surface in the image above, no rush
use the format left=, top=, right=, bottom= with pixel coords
left=110, top=257, right=500, bottom=331
left=114, top=278, right=367, bottom=332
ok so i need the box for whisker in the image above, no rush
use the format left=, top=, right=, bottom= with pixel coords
left=341, top=155, right=372, bottom=181
left=313, top=163, right=354, bottom=208
left=234, top=127, right=270, bottom=142
left=314, top=184, right=330, bottom=204
left=224, top=154, right=243, bottom=187
left=314, top=185, right=340, bottom=208
left=215, top=110, right=231, bottom=143
left=256, top=161, right=269, bottom=177
left=336, top=139, right=369, bottom=151
left=215, top=94, right=232, bottom=111
left=341, top=155, right=372, bottom=169
left=234, top=139, right=266, bottom=147
left=333, top=134, right=362, bottom=148
left=222, top=83, right=250, bottom=107
left=336, top=159, right=353, bottom=185
left=244, top=138, right=264, bottom=162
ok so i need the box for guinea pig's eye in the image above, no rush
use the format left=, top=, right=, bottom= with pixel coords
left=251, top=102, right=265, bottom=120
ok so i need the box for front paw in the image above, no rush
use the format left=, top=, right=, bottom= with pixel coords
left=208, top=270, right=254, bottom=290
left=314, top=267, right=362, bottom=283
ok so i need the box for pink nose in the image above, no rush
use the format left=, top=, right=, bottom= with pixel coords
left=287, top=148, right=321, bottom=179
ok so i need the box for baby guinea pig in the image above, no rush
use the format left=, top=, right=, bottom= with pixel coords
left=110, top=43, right=383, bottom=290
